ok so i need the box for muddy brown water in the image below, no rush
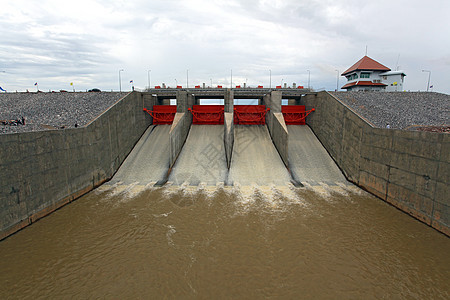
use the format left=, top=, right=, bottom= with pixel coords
left=1, top=184, right=449, bottom=299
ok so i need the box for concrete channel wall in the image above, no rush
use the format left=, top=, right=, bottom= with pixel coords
left=224, top=112, right=234, bottom=168
left=0, top=92, right=151, bottom=240
left=303, top=91, right=449, bottom=236
left=169, top=113, right=192, bottom=168
left=269, top=113, right=289, bottom=167
left=168, top=91, right=194, bottom=168
left=264, top=91, right=289, bottom=167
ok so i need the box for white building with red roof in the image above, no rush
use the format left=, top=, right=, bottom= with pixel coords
left=341, top=56, right=406, bottom=91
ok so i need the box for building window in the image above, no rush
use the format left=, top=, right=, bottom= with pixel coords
left=360, top=72, right=370, bottom=78
left=346, top=74, right=358, bottom=81
left=383, top=76, right=387, bottom=80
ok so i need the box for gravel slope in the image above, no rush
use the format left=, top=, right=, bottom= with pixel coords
left=330, top=91, right=449, bottom=130
left=0, top=92, right=129, bottom=134
left=3, top=91, right=448, bottom=134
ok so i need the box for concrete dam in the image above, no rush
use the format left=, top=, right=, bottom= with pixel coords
left=108, top=89, right=346, bottom=189
left=0, top=89, right=448, bottom=240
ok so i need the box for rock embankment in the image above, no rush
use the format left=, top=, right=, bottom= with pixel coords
left=331, top=91, right=449, bottom=130
left=0, top=92, right=129, bottom=134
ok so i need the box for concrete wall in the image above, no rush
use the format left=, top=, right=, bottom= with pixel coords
left=0, top=92, right=151, bottom=240
left=169, top=113, right=192, bottom=168
left=225, top=89, right=234, bottom=113
left=176, top=90, right=194, bottom=113
left=288, top=99, right=301, bottom=105
left=303, top=91, right=449, bottom=236
left=168, top=91, right=194, bottom=168
left=269, top=113, right=289, bottom=167
left=224, top=112, right=234, bottom=168
left=264, top=91, right=289, bottom=167
left=142, top=93, right=158, bottom=123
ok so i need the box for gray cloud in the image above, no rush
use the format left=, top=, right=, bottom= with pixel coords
left=0, top=0, right=448, bottom=93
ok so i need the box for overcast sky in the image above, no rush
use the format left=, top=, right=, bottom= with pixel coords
left=0, top=0, right=449, bottom=93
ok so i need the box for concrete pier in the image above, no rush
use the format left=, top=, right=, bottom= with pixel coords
left=224, top=112, right=234, bottom=169
left=224, top=88, right=234, bottom=113
left=263, top=91, right=289, bottom=167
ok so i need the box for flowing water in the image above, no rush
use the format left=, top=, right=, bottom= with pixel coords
left=1, top=183, right=449, bottom=299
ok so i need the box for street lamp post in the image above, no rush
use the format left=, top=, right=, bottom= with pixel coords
left=175, top=79, right=178, bottom=87
left=307, top=70, right=311, bottom=89
left=147, top=70, right=151, bottom=89
left=335, top=69, right=339, bottom=91
left=269, top=69, right=272, bottom=88
left=119, top=69, right=124, bottom=92
left=186, top=70, right=189, bottom=88
left=231, top=69, right=233, bottom=88
left=422, top=70, right=431, bottom=92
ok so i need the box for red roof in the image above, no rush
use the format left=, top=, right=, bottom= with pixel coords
left=341, top=81, right=387, bottom=89
left=342, top=56, right=390, bottom=76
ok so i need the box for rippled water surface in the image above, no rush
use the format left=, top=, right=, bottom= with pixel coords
left=1, top=184, right=449, bottom=298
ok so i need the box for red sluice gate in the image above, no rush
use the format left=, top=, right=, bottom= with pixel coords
left=189, top=105, right=224, bottom=125
left=282, top=105, right=315, bottom=125
left=143, top=105, right=177, bottom=125
left=234, top=105, right=269, bottom=125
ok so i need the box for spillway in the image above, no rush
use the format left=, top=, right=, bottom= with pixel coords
left=109, top=125, right=170, bottom=185
left=288, top=125, right=346, bottom=186
left=227, top=125, right=292, bottom=186
left=109, top=123, right=348, bottom=189
left=169, top=125, right=228, bottom=185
